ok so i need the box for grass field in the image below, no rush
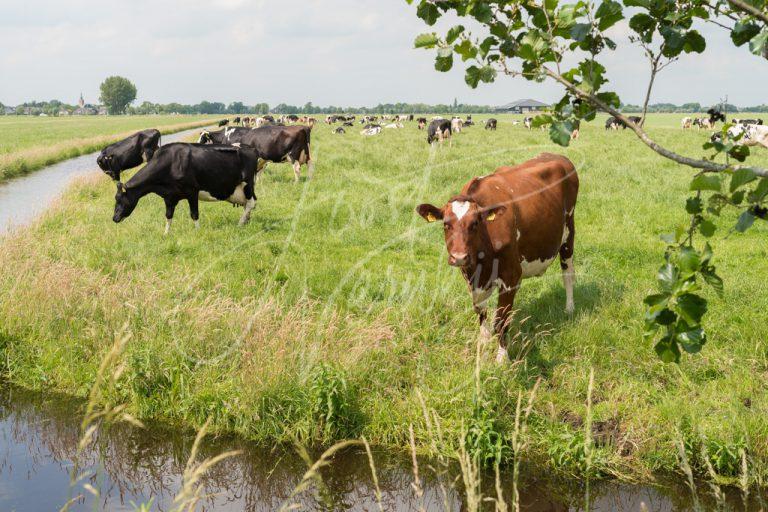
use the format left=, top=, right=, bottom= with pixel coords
left=0, top=115, right=221, bottom=182
left=1, top=113, right=767, bottom=485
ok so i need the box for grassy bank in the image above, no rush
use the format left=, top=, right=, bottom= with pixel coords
left=1, top=114, right=767, bottom=485
left=0, top=115, right=221, bottom=182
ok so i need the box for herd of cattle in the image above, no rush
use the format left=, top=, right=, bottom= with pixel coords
left=93, top=110, right=765, bottom=362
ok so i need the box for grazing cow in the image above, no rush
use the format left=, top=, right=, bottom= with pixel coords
left=408, top=114, right=414, bottom=121
left=333, top=127, right=346, bottom=134
left=417, top=117, right=428, bottom=130
left=605, top=117, right=621, bottom=130
left=218, top=119, right=229, bottom=127
left=681, top=117, right=693, bottom=130
left=512, top=120, right=520, bottom=126
left=198, top=126, right=250, bottom=145
left=451, top=117, right=464, bottom=134
left=416, top=153, right=578, bottom=363
left=708, top=109, right=726, bottom=124
left=97, top=129, right=161, bottom=181
left=385, top=122, right=404, bottom=129
left=524, top=117, right=533, bottom=130
left=726, top=123, right=768, bottom=148
left=361, top=126, right=382, bottom=136
left=734, top=118, right=764, bottom=126
left=343, top=121, right=354, bottom=127
left=627, top=115, right=642, bottom=126
left=286, top=114, right=299, bottom=123
left=235, top=125, right=314, bottom=181
left=233, top=117, right=241, bottom=125
left=571, top=120, right=581, bottom=140
left=485, top=118, right=497, bottom=131
left=112, top=143, right=261, bottom=234
left=427, top=119, right=452, bottom=145
left=307, top=117, right=317, bottom=128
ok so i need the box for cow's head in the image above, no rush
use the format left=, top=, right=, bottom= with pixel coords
left=198, top=130, right=212, bottom=144
left=416, top=197, right=506, bottom=267
left=97, top=152, right=119, bottom=180
left=113, top=182, right=137, bottom=223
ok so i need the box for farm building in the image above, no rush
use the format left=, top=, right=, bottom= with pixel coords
left=495, top=99, right=549, bottom=113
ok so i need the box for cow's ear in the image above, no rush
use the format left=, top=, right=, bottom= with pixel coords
left=416, top=204, right=443, bottom=223
left=483, top=205, right=506, bottom=222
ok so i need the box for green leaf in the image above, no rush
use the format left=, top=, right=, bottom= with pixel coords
left=644, top=293, right=670, bottom=308
left=732, top=21, right=761, bottom=46
left=416, top=1, right=440, bottom=25
left=660, top=25, right=685, bottom=57
left=677, top=246, right=701, bottom=277
left=435, top=53, right=453, bottom=72
left=571, top=23, right=592, bottom=42
left=676, top=293, right=707, bottom=324
left=595, top=0, right=624, bottom=30
left=730, top=168, right=757, bottom=192
left=686, top=197, right=703, bottom=214
left=683, top=30, right=706, bottom=53
left=690, top=174, right=722, bottom=192
left=478, top=65, right=497, bottom=83
left=470, top=2, right=493, bottom=23
left=701, top=267, right=724, bottom=296
left=657, top=262, right=679, bottom=292
left=414, top=33, right=439, bottom=48
left=596, top=91, right=620, bottom=108
left=677, top=327, right=706, bottom=353
left=437, top=46, right=453, bottom=58
left=465, top=66, right=481, bottom=88
left=446, top=25, right=465, bottom=44
left=454, top=39, right=478, bottom=61
left=549, top=121, right=574, bottom=147
left=655, top=338, right=681, bottom=363
left=735, top=210, right=756, bottom=232
left=699, top=219, right=716, bottom=237
left=629, top=13, right=656, bottom=42
left=656, top=308, right=677, bottom=325
left=729, top=144, right=750, bottom=162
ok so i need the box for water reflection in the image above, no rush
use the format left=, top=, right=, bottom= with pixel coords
left=0, top=385, right=760, bottom=511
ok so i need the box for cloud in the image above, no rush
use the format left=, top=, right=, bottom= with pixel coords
left=0, top=0, right=765, bottom=108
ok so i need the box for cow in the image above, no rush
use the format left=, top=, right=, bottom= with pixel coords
left=485, top=118, right=497, bottom=131
left=408, top=114, right=414, bottom=121
left=307, top=117, right=317, bottom=128
left=627, top=116, right=642, bottom=126
left=681, top=117, right=693, bottom=130
left=605, top=117, right=621, bottom=130
left=464, top=115, right=474, bottom=127
left=385, top=122, right=404, bottom=129
left=198, top=126, right=250, bottom=145
left=218, top=119, right=229, bottom=127
left=97, top=129, right=161, bottom=181
left=694, top=118, right=713, bottom=129
left=725, top=123, right=768, bottom=149
left=524, top=117, right=533, bottom=130
left=112, top=143, right=261, bottom=234
left=234, top=125, right=314, bottom=182
left=571, top=120, right=581, bottom=140
left=417, top=117, right=428, bottom=130
left=734, top=118, right=764, bottom=126
left=333, top=127, right=346, bottom=134
left=233, top=117, right=241, bottom=125
left=343, top=121, right=354, bottom=127
left=361, top=126, right=382, bottom=136
left=451, top=117, right=464, bottom=134
left=708, top=109, right=726, bottom=124
left=427, top=119, right=452, bottom=145
left=415, top=153, right=578, bottom=363
left=286, top=115, right=299, bottom=123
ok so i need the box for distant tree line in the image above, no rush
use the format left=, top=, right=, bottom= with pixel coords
left=619, top=102, right=762, bottom=113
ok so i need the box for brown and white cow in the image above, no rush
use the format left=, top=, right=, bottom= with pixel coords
left=416, top=153, right=578, bottom=363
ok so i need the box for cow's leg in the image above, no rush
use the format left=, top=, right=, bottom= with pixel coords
left=493, top=280, right=519, bottom=364
left=164, top=198, right=178, bottom=235
left=472, top=286, right=494, bottom=342
left=292, top=160, right=301, bottom=182
left=560, top=210, right=576, bottom=314
left=188, top=195, right=200, bottom=229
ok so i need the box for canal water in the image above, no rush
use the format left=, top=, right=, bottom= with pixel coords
left=0, top=131, right=761, bottom=511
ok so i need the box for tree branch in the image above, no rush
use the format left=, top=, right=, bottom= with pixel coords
left=542, top=66, right=768, bottom=178
left=727, top=0, right=768, bottom=24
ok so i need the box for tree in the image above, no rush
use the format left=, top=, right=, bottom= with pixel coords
left=99, top=76, right=137, bottom=115
left=410, top=0, right=768, bottom=362
left=228, top=101, right=246, bottom=114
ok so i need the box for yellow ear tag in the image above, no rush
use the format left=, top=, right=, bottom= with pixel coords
left=426, top=213, right=437, bottom=223
left=486, top=212, right=496, bottom=221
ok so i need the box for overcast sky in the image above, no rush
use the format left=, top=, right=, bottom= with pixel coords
left=1, top=0, right=766, bottom=108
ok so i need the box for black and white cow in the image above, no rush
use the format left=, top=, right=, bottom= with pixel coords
left=628, top=115, right=642, bottom=126
left=417, top=117, right=428, bottom=130
left=605, top=116, right=621, bottom=130
left=112, top=143, right=261, bottom=234
left=524, top=117, right=533, bottom=130
left=198, top=126, right=251, bottom=145
left=97, top=129, right=161, bottom=181
left=218, top=119, right=229, bottom=127
left=236, top=125, right=314, bottom=181
left=333, top=127, right=346, bottom=134
left=427, top=119, right=452, bottom=145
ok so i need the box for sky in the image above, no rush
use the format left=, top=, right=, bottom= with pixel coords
left=1, top=0, right=766, bottom=108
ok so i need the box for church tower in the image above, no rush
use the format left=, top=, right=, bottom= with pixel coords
left=78, top=93, right=85, bottom=108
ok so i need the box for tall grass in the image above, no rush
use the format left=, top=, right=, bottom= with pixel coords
left=1, top=113, right=768, bottom=487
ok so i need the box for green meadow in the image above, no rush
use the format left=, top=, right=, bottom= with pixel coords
left=0, top=113, right=767, bottom=484
left=0, top=115, right=221, bottom=182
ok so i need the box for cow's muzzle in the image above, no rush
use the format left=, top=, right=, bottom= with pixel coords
left=449, top=252, right=468, bottom=267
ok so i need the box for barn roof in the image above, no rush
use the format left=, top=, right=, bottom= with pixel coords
left=496, top=99, right=550, bottom=109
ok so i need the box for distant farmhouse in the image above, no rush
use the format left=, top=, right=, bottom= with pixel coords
left=495, top=99, right=549, bottom=114
left=3, top=105, right=14, bottom=115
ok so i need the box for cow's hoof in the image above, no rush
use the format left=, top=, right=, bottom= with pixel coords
left=495, top=346, right=508, bottom=364
left=565, top=303, right=575, bottom=315
left=479, top=324, right=492, bottom=342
